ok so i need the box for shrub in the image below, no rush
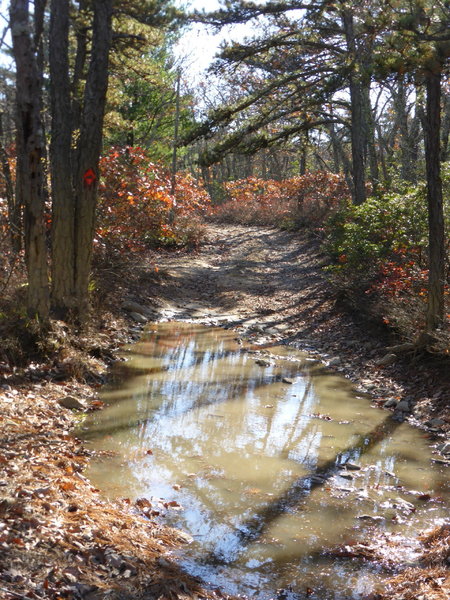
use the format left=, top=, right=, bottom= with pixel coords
left=325, top=188, right=430, bottom=285
left=326, top=173, right=450, bottom=286
left=211, top=172, right=350, bottom=228
left=97, top=146, right=210, bottom=256
left=324, top=169, right=450, bottom=339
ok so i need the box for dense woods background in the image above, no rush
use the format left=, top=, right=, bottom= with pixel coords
left=0, top=0, right=449, bottom=348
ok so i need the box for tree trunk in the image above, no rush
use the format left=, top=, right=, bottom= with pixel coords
left=261, top=148, right=267, bottom=179
left=170, top=69, right=181, bottom=225
left=33, top=0, right=51, bottom=209
left=328, top=120, right=353, bottom=191
left=342, top=9, right=366, bottom=205
left=10, top=0, right=49, bottom=320
left=441, top=89, right=450, bottom=161
left=73, top=0, right=112, bottom=321
left=49, top=0, right=75, bottom=318
left=0, top=112, right=20, bottom=252
left=391, top=77, right=420, bottom=183
left=362, top=82, right=379, bottom=190
left=328, top=121, right=341, bottom=173
left=375, top=121, right=390, bottom=183
left=423, top=70, right=445, bottom=331
left=33, top=0, right=46, bottom=78
left=71, top=0, right=88, bottom=141
left=299, top=143, right=307, bottom=176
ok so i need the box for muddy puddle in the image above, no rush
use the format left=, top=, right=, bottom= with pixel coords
left=78, top=322, right=449, bottom=599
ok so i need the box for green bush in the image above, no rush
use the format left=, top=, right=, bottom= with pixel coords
left=325, top=174, right=449, bottom=287
left=324, top=167, right=450, bottom=340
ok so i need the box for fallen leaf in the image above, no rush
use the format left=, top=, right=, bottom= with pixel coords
left=60, top=481, right=76, bottom=491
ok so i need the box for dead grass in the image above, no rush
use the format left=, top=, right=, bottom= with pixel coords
left=421, top=525, right=450, bottom=566
left=378, top=567, right=449, bottom=600
left=368, top=526, right=450, bottom=600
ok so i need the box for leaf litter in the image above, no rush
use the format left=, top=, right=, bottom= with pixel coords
left=1, top=223, right=449, bottom=599
left=0, top=376, right=234, bottom=600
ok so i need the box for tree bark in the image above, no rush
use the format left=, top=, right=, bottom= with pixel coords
left=49, top=0, right=75, bottom=318
left=441, top=89, right=450, bottom=161
left=10, top=0, right=49, bottom=320
left=391, top=77, right=420, bottom=183
left=0, top=112, right=20, bottom=252
left=362, top=84, right=379, bottom=189
left=73, top=0, right=112, bottom=321
left=299, top=142, right=307, bottom=176
left=71, top=0, right=88, bottom=142
left=33, top=0, right=46, bottom=78
left=171, top=69, right=181, bottom=196
left=423, top=70, right=445, bottom=331
left=342, top=9, right=366, bottom=205
left=327, top=121, right=341, bottom=173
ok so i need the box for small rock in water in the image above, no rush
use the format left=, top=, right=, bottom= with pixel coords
left=392, top=412, right=406, bottom=422
left=255, top=359, right=273, bottom=367
left=393, top=497, right=414, bottom=511
left=310, top=475, right=326, bottom=484
left=431, top=457, right=450, bottom=466
left=384, top=398, right=398, bottom=408
left=129, top=312, right=147, bottom=324
left=437, top=442, right=450, bottom=455
left=395, top=400, right=410, bottom=413
left=328, top=357, right=341, bottom=367
left=344, top=462, right=361, bottom=471
left=58, top=396, right=86, bottom=411
left=425, top=418, right=446, bottom=429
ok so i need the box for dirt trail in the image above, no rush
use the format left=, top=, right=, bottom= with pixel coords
left=135, top=224, right=448, bottom=431
left=149, top=225, right=331, bottom=335
left=0, top=224, right=448, bottom=600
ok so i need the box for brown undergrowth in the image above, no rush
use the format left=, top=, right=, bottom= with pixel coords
left=371, top=525, right=450, bottom=600
left=0, top=253, right=231, bottom=599
left=0, top=346, right=229, bottom=600
left=0, top=223, right=448, bottom=599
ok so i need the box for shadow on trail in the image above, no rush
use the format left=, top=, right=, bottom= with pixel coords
left=159, top=227, right=327, bottom=318
left=201, top=414, right=403, bottom=566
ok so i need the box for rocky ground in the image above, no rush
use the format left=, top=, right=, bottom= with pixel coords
left=133, top=225, right=449, bottom=435
left=0, top=223, right=448, bottom=599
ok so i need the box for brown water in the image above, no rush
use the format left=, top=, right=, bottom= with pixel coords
left=78, top=322, right=449, bottom=599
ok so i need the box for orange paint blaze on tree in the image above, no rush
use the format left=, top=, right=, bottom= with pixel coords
left=83, top=168, right=97, bottom=188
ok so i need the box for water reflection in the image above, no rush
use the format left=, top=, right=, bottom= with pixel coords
left=79, top=322, right=449, bottom=599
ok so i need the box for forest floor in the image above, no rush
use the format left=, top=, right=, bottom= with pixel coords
left=0, top=224, right=448, bottom=600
